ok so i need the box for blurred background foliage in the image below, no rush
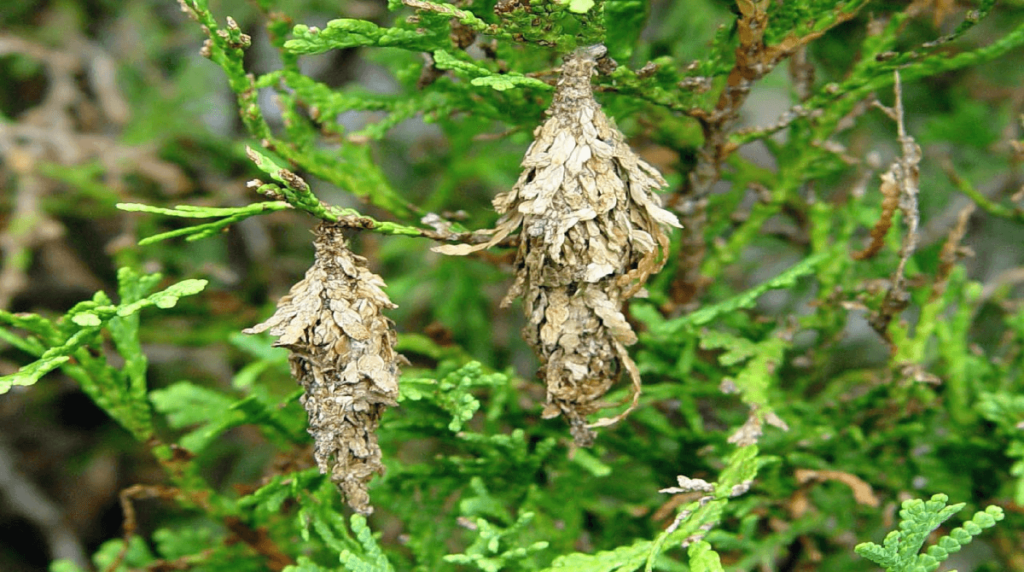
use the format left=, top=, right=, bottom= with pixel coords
left=1, top=0, right=1024, bottom=570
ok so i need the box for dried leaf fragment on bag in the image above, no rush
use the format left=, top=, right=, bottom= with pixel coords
left=244, top=222, right=400, bottom=515
left=435, top=45, right=681, bottom=445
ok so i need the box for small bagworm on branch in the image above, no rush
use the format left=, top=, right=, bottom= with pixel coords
left=246, top=222, right=400, bottom=514
left=437, top=44, right=680, bottom=445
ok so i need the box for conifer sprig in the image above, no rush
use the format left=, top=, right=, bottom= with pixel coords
left=855, top=494, right=1005, bottom=572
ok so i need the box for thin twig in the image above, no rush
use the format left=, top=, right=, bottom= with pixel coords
left=862, top=72, right=923, bottom=346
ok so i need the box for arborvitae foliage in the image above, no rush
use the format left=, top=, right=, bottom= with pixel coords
left=2, top=0, right=1024, bottom=571
left=855, top=494, right=1004, bottom=572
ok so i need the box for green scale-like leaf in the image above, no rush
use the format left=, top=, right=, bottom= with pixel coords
left=286, top=18, right=447, bottom=54
left=1, top=269, right=206, bottom=399
left=338, top=515, right=396, bottom=572
left=401, top=360, right=509, bottom=432
left=433, top=50, right=553, bottom=92
left=856, top=494, right=1005, bottom=571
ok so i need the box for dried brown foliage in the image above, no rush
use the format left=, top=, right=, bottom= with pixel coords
left=245, top=222, right=400, bottom=514
left=859, top=74, right=923, bottom=344
left=931, top=204, right=975, bottom=301
left=789, top=469, right=879, bottom=519
left=436, top=45, right=680, bottom=445
left=851, top=172, right=901, bottom=261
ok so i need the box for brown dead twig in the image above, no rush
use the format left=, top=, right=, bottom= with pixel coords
left=108, top=484, right=181, bottom=572
left=931, top=203, right=976, bottom=302
left=786, top=466, right=881, bottom=559
left=852, top=72, right=923, bottom=346
left=789, top=469, right=880, bottom=518
left=109, top=484, right=294, bottom=572
left=672, top=1, right=864, bottom=307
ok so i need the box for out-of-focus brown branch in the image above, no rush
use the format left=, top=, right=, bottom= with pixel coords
left=930, top=204, right=975, bottom=302
left=671, top=2, right=864, bottom=308
left=0, top=437, right=87, bottom=568
left=110, top=484, right=295, bottom=572
left=108, top=484, right=182, bottom=572
left=0, top=33, right=189, bottom=308
left=223, top=516, right=295, bottom=571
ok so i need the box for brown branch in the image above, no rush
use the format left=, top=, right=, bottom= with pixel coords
left=930, top=204, right=975, bottom=302
left=108, top=485, right=185, bottom=572
left=670, top=2, right=866, bottom=307
left=109, top=484, right=296, bottom=572
left=0, top=33, right=189, bottom=306
left=860, top=72, right=924, bottom=346
left=223, top=517, right=295, bottom=571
